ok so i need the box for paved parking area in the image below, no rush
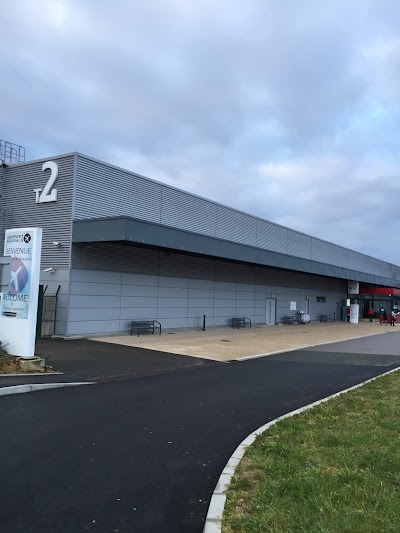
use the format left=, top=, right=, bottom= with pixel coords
left=92, top=321, right=392, bottom=362
left=34, top=338, right=213, bottom=382
left=1, top=332, right=399, bottom=533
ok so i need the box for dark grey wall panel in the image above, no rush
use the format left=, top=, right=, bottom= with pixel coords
left=286, top=271, right=313, bottom=289
left=66, top=243, right=347, bottom=335
left=255, top=268, right=287, bottom=286
left=72, top=243, right=160, bottom=274
left=73, top=217, right=400, bottom=286
left=214, top=262, right=255, bottom=284
left=1, top=155, right=75, bottom=268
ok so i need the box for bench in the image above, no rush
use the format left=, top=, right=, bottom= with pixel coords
left=283, top=315, right=299, bottom=325
left=319, top=314, right=333, bottom=323
left=231, top=317, right=252, bottom=329
left=130, top=320, right=162, bottom=337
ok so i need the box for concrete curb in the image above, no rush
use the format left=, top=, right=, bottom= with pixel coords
left=0, top=382, right=95, bottom=397
left=203, top=365, right=400, bottom=533
left=235, top=330, right=390, bottom=361
left=0, top=372, right=63, bottom=377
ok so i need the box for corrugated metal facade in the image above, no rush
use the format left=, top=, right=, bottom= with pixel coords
left=1, top=155, right=75, bottom=335
left=69, top=243, right=345, bottom=335
left=2, top=151, right=400, bottom=337
left=74, top=154, right=399, bottom=281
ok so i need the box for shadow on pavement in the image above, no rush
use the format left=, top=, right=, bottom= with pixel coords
left=35, top=338, right=217, bottom=382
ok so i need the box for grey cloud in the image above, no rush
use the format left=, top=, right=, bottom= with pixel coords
left=2, top=0, right=400, bottom=264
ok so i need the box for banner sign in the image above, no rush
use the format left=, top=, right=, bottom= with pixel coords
left=350, top=303, right=359, bottom=324
left=1, top=230, right=35, bottom=319
left=0, top=227, right=42, bottom=358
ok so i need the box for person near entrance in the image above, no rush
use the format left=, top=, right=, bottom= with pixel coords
left=380, top=309, right=387, bottom=325
left=368, top=306, right=375, bottom=322
left=391, top=310, right=397, bottom=326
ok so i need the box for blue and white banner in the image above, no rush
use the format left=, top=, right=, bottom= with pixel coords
left=0, top=227, right=42, bottom=357
left=1, top=230, right=34, bottom=319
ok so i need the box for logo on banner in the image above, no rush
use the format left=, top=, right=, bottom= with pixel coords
left=10, top=257, right=29, bottom=295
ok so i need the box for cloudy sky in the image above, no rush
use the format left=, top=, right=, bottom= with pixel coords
left=2, top=0, right=400, bottom=264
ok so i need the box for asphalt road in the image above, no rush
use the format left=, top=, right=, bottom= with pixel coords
left=1, top=335, right=399, bottom=533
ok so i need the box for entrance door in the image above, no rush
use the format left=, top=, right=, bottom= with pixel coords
left=265, top=298, right=276, bottom=325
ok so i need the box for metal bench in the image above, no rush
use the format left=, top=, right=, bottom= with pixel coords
left=283, top=315, right=299, bottom=325
left=231, top=317, right=252, bottom=329
left=319, top=314, right=333, bottom=322
left=130, top=320, right=162, bottom=337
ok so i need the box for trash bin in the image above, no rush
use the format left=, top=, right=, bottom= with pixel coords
left=299, top=311, right=310, bottom=324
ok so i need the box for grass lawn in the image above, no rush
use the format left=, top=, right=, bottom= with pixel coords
left=223, top=370, right=400, bottom=533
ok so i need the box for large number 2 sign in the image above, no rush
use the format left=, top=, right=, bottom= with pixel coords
left=34, top=161, right=58, bottom=203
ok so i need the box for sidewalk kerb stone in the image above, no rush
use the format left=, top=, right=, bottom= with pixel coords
left=0, top=382, right=95, bottom=397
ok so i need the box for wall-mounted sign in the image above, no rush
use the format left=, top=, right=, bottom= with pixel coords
left=348, top=281, right=359, bottom=295
left=34, top=161, right=58, bottom=203
left=290, top=301, right=296, bottom=311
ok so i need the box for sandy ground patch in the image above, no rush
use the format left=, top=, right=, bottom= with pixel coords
left=91, top=321, right=391, bottom=362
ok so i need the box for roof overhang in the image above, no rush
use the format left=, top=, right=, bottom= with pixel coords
left=72, top=217, right=400, bottom=288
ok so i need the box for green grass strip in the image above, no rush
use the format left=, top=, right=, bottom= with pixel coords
left=223, top=371, right=400, bottom=533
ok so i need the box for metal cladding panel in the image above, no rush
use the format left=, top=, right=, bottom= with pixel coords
left=216, top=206, right=257, bottom=246
left=160, top=187, right=217, bottom=236
left=312, top=238, right=332, bottom=264
left=388, top=263, right=400, bottom=282
left=255, top=267, right=287, bottom=287
left=256, top=219, right=288, bottom=253
left=73, top=217, right=400, bottom=287
left=331, top=245, right=348, bottom=268
left=347, top=250, right=362, bottom=271
left=0, top=208, right=11, bottom=252
left=72, top=243, right=160, bottom=274
left=286, top=231, right=312, bottom=259
left=310, top=275, right=346, bottom=292
left=1, top=156, right=74, bottom=268
left=66, top=241, right=353, bottom=335
left=362, top=254, right=390, bottom=278
left=215, top=261, right=256, bottom=284
left=74, top=156, right=162, bottom=223
left=159, top=251, right=215, bottom=280
left=287, top=271, right=313, bottom=289
left=69, top=154, right=400, bottom=283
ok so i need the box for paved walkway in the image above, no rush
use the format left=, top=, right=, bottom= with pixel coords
left=93, top=321, right=391, bottom=361
left=0, top=321, right=395, bottom=389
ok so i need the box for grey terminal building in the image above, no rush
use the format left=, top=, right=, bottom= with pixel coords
left=1, top=150, right=400, bottom=337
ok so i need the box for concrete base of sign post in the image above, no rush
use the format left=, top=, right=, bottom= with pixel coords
left=18, top=357, right=46, bottom=373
